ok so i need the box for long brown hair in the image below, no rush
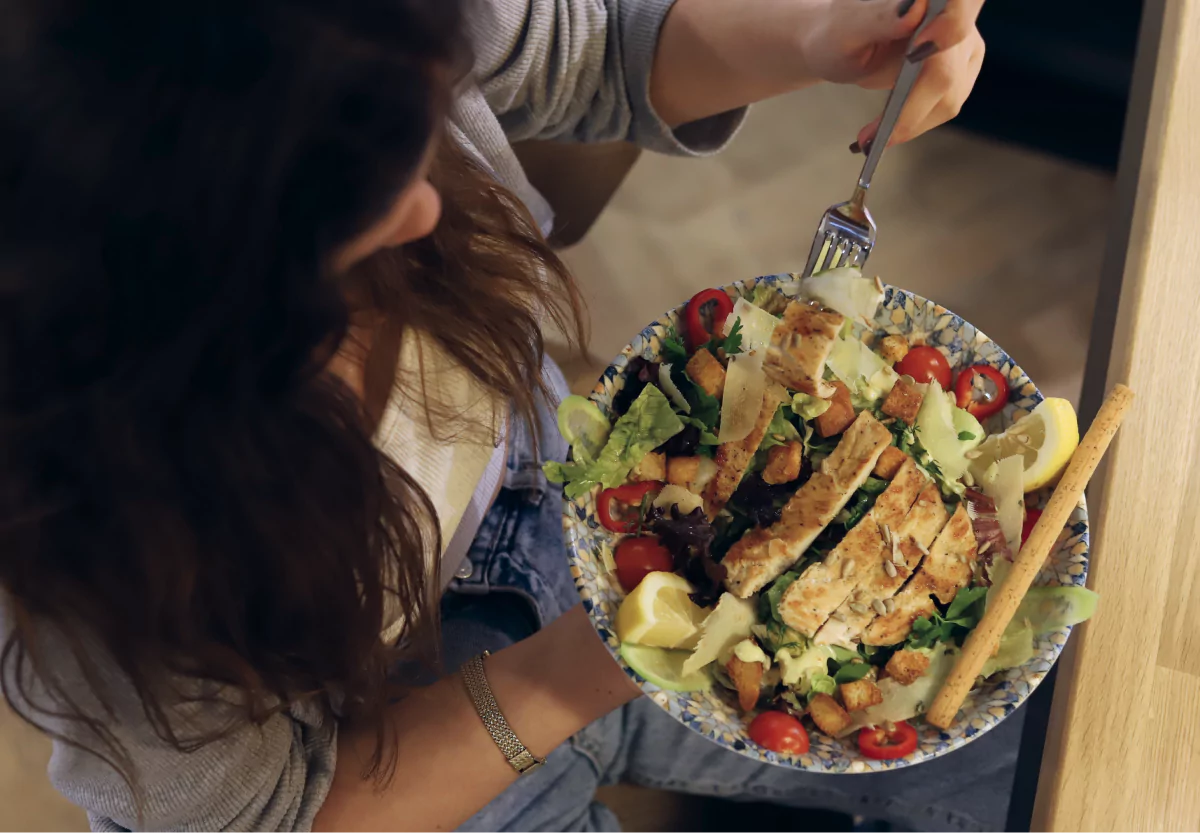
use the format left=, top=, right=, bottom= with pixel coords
left=0, top=0, right=583, bottom=793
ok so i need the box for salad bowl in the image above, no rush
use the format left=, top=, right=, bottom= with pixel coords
left=561, top=272, right=1090, bottom=773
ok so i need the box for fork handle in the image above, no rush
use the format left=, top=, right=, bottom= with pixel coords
left=856, top=0, right=950, bottom=192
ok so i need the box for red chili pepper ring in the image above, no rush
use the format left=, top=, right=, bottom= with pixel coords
left=954, top=364, right=1010, bottom=421
left=597, top=481, right=663, bottom=533
left=684, top=288, right=735, bottom=351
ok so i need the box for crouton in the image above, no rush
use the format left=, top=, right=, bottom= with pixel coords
left=762, top=441, right=803, bottom=485
left=667, top=456, right=702, bottom=489
left=873, top=446, right=909, bottom=480
left=839, top=678, right=884, bottom=713
left=881, top=378, right=925, bottom=424
left=815, top=381, right=855, bottom=437
left=630, top=452, right=666, bottom=482
left=686, top=349, right=726, bottom=400
left=726, top=655, right=764, bottom=712
left=884, top=650, right=932, bottom=686
left=878, top=335, right=910, bottom=364
left=807, top=693, right=852, bottom=737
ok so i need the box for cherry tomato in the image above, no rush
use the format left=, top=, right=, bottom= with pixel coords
left=858, top=720, right=919, bottom=760
left=748, top=710, right=811, bottom=755
left=894, top=346, right=952, bottom=390
left=1021, top=507, right=1043, bottom=548
left=597, top=481, right=663, bottom=533
left=614, top=536, right=674, bottom=592
left=954, top=364, right=1011, bottom=421
left=684, top=288, right=735, bottom=351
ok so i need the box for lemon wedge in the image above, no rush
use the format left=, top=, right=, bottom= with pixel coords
left=614, top=571, right=708, bottom=649
left=969, top=398, right=1079, bottom=492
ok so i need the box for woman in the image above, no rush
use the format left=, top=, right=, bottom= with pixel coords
left=0, top=0, right=1010, bottom=830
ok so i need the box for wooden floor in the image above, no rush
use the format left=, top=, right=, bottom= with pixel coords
left=0, top=86, right=1112, bottom=832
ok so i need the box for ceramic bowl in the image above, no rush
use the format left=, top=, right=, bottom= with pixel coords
left=562, top=272, right=1089, bottom=773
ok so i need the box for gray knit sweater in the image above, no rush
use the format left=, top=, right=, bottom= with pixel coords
left=10, top=1, right=744, bottom=829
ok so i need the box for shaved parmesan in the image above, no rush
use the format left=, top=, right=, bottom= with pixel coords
left=802, top=267, right=885, bottom=324
left=653, top=484, right=704, bottom=516
left=657, top=364, right=691, bottom=414
left=717, top=351, right=766, bottom=444
left=842, top=645, right=959, bottom=736
left=981, top=455, right=1024, bottom=547
left=725, top=297, right=781, bottom=352
left=682, top=593, right=757, bottom=675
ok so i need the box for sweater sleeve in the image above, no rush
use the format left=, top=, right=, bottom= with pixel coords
left=465, top=0, right=746, bottom=155
left=5, top=630, right=335, bottom=832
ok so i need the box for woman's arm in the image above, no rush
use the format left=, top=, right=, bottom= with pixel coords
left=314, top=605, right=639, bottom=832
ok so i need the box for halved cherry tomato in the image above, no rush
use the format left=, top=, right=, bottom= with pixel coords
left=858, top=720, right=918, bottom=760
left=684, top=288, right=735, bottom=351
left=1021, top=507, right=1043, bottom=548
left=597, top=481, right=663, bottom=533
left=954, top=365, right=1010, bottom=421
left=748, top=710, right=810, bottom=755
left=614, top=536, right=674, bottom=592
left=894, top=346, right=952, bottom=390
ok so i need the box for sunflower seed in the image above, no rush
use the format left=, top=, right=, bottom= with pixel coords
left=872, top=599, right=887, bottom=616
left=916, top=539, right=930, bottom=556
left=849, top=602, right=868, bottom=615
left=892, top=541, right=906, bottom=565
left=772, top=433, right=787, bottom=443
left=830, top=610, right=847, bottom=622
left=880, top=524, right=892, bottom=546
left=963, top=470, right=975, bottom=487
left=884, top=598, right=896, bottom=614
left=842, top=560, right=857, bottom=579
left=883, top=559, right=897, bottom=578
left=978, top=541, right=993, bottom=555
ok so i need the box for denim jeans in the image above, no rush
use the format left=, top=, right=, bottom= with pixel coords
left=438, top=361, right=1023, bottom=832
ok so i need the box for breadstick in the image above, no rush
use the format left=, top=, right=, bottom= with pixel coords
left=925, top=384, right=1135, bottom=730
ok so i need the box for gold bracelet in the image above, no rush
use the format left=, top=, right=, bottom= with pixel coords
left=461, top=651, right=546, bottom=776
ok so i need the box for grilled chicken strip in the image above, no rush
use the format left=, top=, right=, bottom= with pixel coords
left=702, top=384, right=786, bottom=518
left=862, top=502, right=977, bottom=646
left=814, top=478, right=948, bottom=646
left=723, top=411, right=892, bottom=597
left=762, top=302, right=843, bottom=398
left=776, top=456, right=926, bottom=637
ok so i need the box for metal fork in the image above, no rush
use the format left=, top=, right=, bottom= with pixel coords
left=802, top=0, right=949, bottom=277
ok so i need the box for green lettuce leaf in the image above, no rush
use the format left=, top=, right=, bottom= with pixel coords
left=543, top=385, right=683, bottom=499
left=791, top=392, right=832, bottom=421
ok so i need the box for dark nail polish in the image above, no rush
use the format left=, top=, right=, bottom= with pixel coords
left=907, top=41, right=940, bottom=62
left=849, top=141, right=862, bottom=154
left=897, top=0, right=916, bottom=17
left=862, top=139, right=874, bottom=155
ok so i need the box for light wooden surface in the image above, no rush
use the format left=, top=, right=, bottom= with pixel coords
left=1032, top=0, right=1200, bottom=829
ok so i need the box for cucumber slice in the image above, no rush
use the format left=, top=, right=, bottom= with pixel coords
left=620, top=643, right=713, bottom=692
left=1014, top=586, right=1099, bottom=635
left=556, top=395, right=610, bottom=462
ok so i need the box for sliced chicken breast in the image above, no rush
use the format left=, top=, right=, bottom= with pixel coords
left=723, top=411, right=892, bottom=598
left=814, top=479, right=948, bottom=646
left=702, top=384, right=786, bottom=518
left=776, top=456, right=926, bottom=637
left=762, top=302, right=843, bottom=398
left=862, top=502, right=978, bottom=646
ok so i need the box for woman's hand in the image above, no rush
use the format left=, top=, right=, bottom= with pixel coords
left=800, top=0, right=986, bottom=151
left=652, top=0, right=985, bottom=151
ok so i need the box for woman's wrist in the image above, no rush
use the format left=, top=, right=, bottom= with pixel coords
left=483, top=605, right=641, bottom=759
